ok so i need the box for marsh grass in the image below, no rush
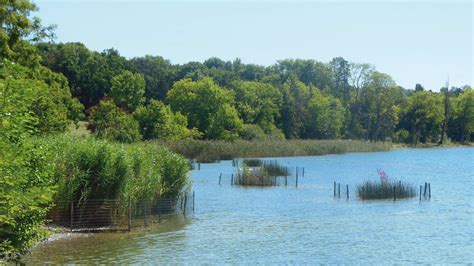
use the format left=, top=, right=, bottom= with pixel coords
left=235, top=166, right=274, bottom=186
left=35, top=135, right=190, bottom=222
left=357, top=181, right=416, bottom=200
left=235, top=160, right=289, bottom=186
left=261, top=160, right=289, bottom=176
left=157, top=139, right=391, bottom=162
left=242, top=159, right=263, bottom=167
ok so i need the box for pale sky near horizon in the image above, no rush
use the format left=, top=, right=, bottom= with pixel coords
left=34, top=0, right=472, bottom=91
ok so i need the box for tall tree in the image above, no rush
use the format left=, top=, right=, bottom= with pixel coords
left=110, top=71, right=145, bottom=112
left=329, top=57, right=351, bottom=104
left=166, top=77, right=243, bottom=140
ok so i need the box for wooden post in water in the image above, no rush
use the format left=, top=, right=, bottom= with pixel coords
left=70, top=201, right=74, bottom=232
left=296, top=171, right=299, bottom=188
left=198, top=162, right=201, bottom=171
left=231, top=174, right=234, bottom=186
left=219, top=173, right=222, bottom=185
left=346, top=184, right=349, bottom=199
left=334, top=181, right=336, bottom=197
left=393, top=186, right=396, bottom=201
left=424, top=182, right=427, bottom=197
left=303, top=167, right=305, bottom=177
left=419, top=185, right=422, bottom=201
left=183, top=192, right=187, bottom=216
left=285, top=174, right=288, bottom=186
left=428, top=183, right=431, bottom=199
left=128, top=197, right=132, bottom=231
left=144, top=200, right=147, bottom=227
left=338, top=183, right=341, bottom=198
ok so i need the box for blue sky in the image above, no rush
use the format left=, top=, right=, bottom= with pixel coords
left=35, top=0, right=472, bottom=91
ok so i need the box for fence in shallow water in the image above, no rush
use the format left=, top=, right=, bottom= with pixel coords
left=47, top=192, right=195, bottom=232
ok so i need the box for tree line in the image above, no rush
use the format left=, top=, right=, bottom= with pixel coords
left=37, top=42, right=473, bottom=144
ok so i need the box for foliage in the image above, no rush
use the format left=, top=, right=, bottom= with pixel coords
left=88, top=100, right=142, bottom=143
left=231, top=80, right=282, bottom=133
left=400, top=91, right=443, bottom=144
left=133, top=99, right=200, bottom=140
left=306, top=90, right=345, bottom=139
left=167, top=77, right=243, bottom=139
left=37, top=43, right=130, bottom=108
left=35, top=40, right=473, bottom=145
left=449, top=88, right=474, bottom=143
left=110, top=71, right=145, bottom=112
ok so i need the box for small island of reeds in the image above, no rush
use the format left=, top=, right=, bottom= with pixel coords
left=357, top=169, right=416, bottom=200
left=234, top=159, right=291, bottom=186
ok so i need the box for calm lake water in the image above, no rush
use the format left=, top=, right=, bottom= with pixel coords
left=25, top=147, right=474, bottom=264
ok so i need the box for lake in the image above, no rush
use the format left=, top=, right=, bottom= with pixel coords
left=24, top=147, right=474, bottom=264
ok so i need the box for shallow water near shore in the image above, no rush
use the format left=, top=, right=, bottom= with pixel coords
left=24, top=147, right=474, bottom=264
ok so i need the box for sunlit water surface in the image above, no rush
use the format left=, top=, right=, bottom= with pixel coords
left=24, top=148, right=474, bottom=264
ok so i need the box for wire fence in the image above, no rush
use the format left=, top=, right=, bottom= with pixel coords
left=47, top=192, right=195, bottom=232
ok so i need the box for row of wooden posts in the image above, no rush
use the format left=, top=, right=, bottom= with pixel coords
left=420, top=182, right=431, bottom=200
left=333, top=182, right=350, bottom=199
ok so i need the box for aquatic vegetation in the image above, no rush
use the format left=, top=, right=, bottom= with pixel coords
left=242, top=159, right=263, bottom=167
left=235, top=160, right=290, bottom=186
left=357, top=180, right=416, bottom=200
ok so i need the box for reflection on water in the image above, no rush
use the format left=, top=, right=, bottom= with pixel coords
left=24, top=148, right=474, bottom=264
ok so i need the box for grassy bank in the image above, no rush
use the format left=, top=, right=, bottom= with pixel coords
left=157, top=139, right=392, bottom=162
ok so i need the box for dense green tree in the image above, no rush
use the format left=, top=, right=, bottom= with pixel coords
left=88, top=100, right=142, bottom=143
left=166, top=77, right=243, bottom=140
left=110, top=71, right=145, bottom=112
left=231, top=80, right=282, bottom=133
left=133, top=100, right=199, bottom=140
left=400, top=91, right=443, bottom=144
left=37, top=43, right=130, bottom=108
left=358, top=72, right=403, bottom=141
left=130, top=55, right=177, bottom=101
left=329, top=57, right=351, bottom=103
left=306, top=90, right=345, bottom=139
left=279, top=76, right=312, bottom=139
left=449, top=88, right=474, bottom=143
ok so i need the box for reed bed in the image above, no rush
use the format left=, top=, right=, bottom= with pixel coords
left=156, top=139, right=391, bottom=162
left=235, top=166, right=274, bottom=186
left=357, top=181, right=416, bottom=200
left=261, top=160, right=289, bottom=176
left=235, top=160, right=290, bottom=186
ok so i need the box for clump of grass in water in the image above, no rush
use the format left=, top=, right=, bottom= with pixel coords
left=357, top=181, right=416, bottom=200
left=262, top=160, right=289, bottom=176
left=235, top=166, right=274, bottom=186
left=357, top=169, right=416, bottom=200
left=235, top=160, right=289, bottom=186
left=242, top=158, right=263, bottom=167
